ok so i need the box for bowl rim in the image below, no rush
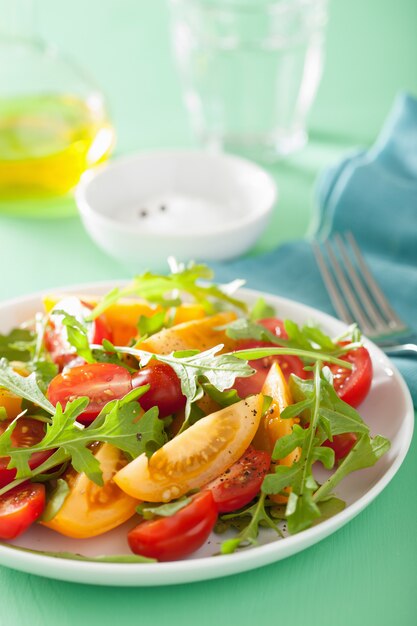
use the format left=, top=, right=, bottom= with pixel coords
left=75, top=149, right=278, bottom=239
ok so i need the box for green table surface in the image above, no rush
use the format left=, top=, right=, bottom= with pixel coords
left=1, top=1, right=417, bottom=624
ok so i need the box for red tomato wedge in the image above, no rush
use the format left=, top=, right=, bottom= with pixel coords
left=322, top=346, right=372, bottom=459
left=44, top=297, right=112, bottom=369
left=131, top=362, right=186, bottom=418
left=0, top=418, right=52, bottom=488
left=234, top=318, right=307, bottom=397
left=0, top=483, right=45, bottom=539
left=128, top=491, right=217, bottom=561
left=328, top=345, right=373, bottom=408
left=47, top=363, right=133, bottom=425
left=323, top=432, right=358, bottom=461
left=205, top=446, right=271, bottom=513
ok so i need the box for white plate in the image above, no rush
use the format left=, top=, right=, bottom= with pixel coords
left=0, top=283, right=413, bottom=586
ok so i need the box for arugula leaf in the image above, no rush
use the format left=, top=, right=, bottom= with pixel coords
left=136, top=496, right=192, bottom=520
left=262, top=364, right=337, bottom=533
left=41, top=478, right=70, bottom=522
left=201, top=383, right=241, bottom=407
left=52, top=310, right=94, bottom=363
left=262, top=464, right=303, bottom=495
left=95, top=342, right=353, bottom=423
left=314, top=496, right=346, bottom=523
left=92, top=347, right=135, bottom=371
left=314, top=434, right=390, bottom=502
left=0, top=328, right=35, bottom=362
left=271, top=424, right=307, bottom=460
left=177, top=403, right=205, bottom=433
left=87, top=262, right=247, bottom=320
left=285, top=487, right=321, bottom=533
left=0, top=543, right=156, bottom=563
left=219, top=493, right=283, bottom=554
left=0, top=386, right=165, bottom=486
left=288, top=374, right=370, bottom=438
left=312, top=445, right=335, bottom=469
left=0, top=317, right=57, bottom=392
left=0, top=358, right=55, bottom=414
left=34, top=459, right=70, bottom=483
left=137, top=311, right=167, bottom=338
left=283, top=320, right=315, bottom=351
left=32, top=360, right=59, bottom=391
left=222, top=317, right=360, bottom=359
left=249, top=297, right=276, bottom=321
left=133, top=406, right=168, bottom=458
left=107, top=344, right=254, bottom=418
left=261, top=364, right=389, bottom=535
left=299, top=325, right=338, bottom=352
left=221, top=318, right=281, bottom=343
left=233, top=347, right=353, bottom=370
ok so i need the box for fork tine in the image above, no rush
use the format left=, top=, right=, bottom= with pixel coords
left=333, top=233, right=387, bottom=332
left=312, top=242, right=354, bottom=326
left=346, top=232, right=408, bottom=332
left=322, top=240, right=374, bottom=334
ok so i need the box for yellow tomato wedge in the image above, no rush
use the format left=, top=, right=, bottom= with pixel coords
left=0, top=363, right=30, bottom=419
left=43, top=294, right=207, bottom=346
left=172, top=304, right=206, bottom=325
left=42, top=443, right=138, bottom=538
left=136, top=311, right=237, bottom=354
left=115, top=394, right=264, bottom=502
left=0, top=388, right=22, bottom=419
left=252, top=362, right=300, bottom=503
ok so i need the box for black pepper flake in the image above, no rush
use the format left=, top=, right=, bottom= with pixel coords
left=160, top=204, right=167, bottom=212
left=138, top=209, right=148, bottom=218
left=136, top=433, right=143, bottom=441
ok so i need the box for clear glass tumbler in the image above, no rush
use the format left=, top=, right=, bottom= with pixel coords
left=169, top=0, right=328, bottom=161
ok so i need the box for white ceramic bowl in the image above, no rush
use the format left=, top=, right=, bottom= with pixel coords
left=75, top=150, right=277, bottom=271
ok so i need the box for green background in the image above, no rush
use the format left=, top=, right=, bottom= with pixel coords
left=1, top=1, right=416, bottom=624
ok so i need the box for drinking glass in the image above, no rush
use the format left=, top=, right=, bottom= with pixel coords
left=169, top=0, right=328, bottom=161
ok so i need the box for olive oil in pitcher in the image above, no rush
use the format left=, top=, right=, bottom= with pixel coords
left=0, top=92, right=114, bottom=199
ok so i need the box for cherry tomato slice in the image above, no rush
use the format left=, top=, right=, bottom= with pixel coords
left=0, top=418, right=52, bottom=488
left=234, top=318, right=307, bottom=397
left=44, top=297, right=112, bottom=370
left=131, top=362, right=186, bottom=418
left=323, top=432, right=358, bottom=461
left=0, top=483, right=45, bottom=539
left=206, top=446, right=271, bottom=513
left=128, top=491, right=218, bottom=561
left=328, top=345, right=373, bottom=407
left=322, top=346, right=372, bottom=459
left=47, top=363, right=132, bottom=425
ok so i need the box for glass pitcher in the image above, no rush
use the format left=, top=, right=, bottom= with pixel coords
left=0, top=0, right=115, bottom=210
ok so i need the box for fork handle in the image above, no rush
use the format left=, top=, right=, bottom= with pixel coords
left=381, top=343, right=417, bottom=357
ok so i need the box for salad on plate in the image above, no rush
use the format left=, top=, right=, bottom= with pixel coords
left=0, top=262, right=389, bottom=563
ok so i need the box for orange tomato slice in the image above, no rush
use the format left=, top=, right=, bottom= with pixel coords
left=115, top=394, right=264, bottom=502
left=0, top=388, right=22, bottom=419
left=252, top=362, right=300, bottom=503
left=43, top=294, right=208, bottom=347
left=136, top=311, right=237, bottom=355
left=42, top=443, right=138, bottom=538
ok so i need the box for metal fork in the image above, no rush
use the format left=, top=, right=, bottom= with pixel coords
left=313, top=232, right=417, bottom=357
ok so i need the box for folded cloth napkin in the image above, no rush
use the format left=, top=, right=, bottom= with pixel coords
left=214, top=92, right=417, bottom=405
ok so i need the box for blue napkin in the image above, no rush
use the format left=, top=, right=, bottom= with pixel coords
left=214, top=92, right=417, bottom=405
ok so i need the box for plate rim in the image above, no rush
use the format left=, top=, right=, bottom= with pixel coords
left=0, top=281, right=414, bottom=586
